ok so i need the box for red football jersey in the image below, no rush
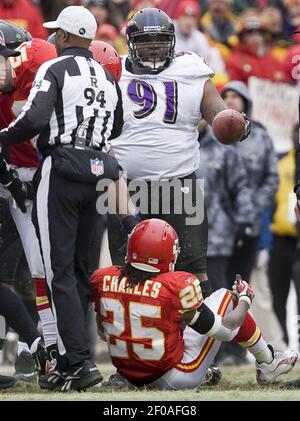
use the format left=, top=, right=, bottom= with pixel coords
left=0, top=38, right=56, bottom=167
left=91, top=266, right=203, bottom=384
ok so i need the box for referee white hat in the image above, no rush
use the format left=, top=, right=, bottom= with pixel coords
left=43, top=6, right=97, bottom=40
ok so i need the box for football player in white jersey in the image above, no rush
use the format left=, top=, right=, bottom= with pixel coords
left=109, top=8, right=248, bottom=308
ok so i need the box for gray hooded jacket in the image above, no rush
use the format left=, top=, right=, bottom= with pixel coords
left=197, top=126, right=255, bottom=256
left=221, top=81, right=279, bottom=236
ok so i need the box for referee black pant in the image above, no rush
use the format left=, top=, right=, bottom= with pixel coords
left=32, top=156, right=99, bottom=367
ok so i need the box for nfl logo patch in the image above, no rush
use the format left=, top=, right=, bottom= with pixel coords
left=90, top=158, right=104, bottom=176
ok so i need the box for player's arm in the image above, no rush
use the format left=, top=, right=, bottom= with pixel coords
left=106, top=172, right=139, bottom=234
left=181, top=279, right=254, bottom=341
left=0, top=62, right=58, bottom=146
left=95, top=312, right=107, bottom=342
left=200, top=79, right=227, bottom=126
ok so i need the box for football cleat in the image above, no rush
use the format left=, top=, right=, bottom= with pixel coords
left=256, top=345, right=298, bottom=385
left=0, top=374, right=16, bottom=389
left=45, top=345, right=58, bottom=374
left=286, top=377, right=300, bottom=388
left=102, top=372, right=128, bottom=388
left=39, top=369, right=66, bottom=391
left=201, top=363, right=222, bottom=386
left=15, top=350, right=36, bottom=382
left=59, top=360, right=103, bottom=392
left=32, top=341, right=48, bottom=377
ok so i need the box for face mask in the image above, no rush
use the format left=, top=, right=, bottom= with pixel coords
left=0, top=56, right=14, bottom=92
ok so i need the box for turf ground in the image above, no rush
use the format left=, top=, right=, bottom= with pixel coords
left=0, top=363, right=300, bottom=401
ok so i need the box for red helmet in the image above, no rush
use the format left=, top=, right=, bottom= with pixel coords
left=126, top=219, right=180, bottom=273
left=89, top=40, right=122, bottom=82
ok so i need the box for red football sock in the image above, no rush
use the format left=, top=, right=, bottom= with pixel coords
left=234, top=312, right=261, bottom=348
left=34, top=278, right=58, bottom=349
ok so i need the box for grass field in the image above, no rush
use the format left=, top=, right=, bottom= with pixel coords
left=0, top=363, right=300, bottom=401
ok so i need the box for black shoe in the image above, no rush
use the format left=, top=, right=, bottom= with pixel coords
left=39, top=369, right=67, bottom=391
left=102, top=372, right=128, bottom=388
left=201, top=364, right=222, bottom=386
left=15, top=350, right=36, bottom=382
left=32, top=341, right=48, bottom=376
left=60, top=360, right=103, bottom=392
left=286, top=377, right=300, bottom=388
left=0, top=375, right=16, bottom=389
left=47, top=344, right=58, bottom=360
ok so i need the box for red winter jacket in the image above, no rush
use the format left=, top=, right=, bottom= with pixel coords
left=226, top=43, right=288, bottom=85
left=0, top=0, right=48, bottom=39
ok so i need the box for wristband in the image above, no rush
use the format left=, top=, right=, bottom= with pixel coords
left=239, top=295, right=252, bottom=307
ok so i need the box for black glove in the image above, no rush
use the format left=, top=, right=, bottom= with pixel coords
left=2, top=170, right=33, bottom=214
left=235, top=223, right=253, bottom=248
left=239, top=113, right=251, bottom=142
left=201, top=279, right=212, bottom=299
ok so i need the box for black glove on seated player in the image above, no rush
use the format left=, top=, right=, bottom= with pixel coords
left=0, top=159, right=33, bottom=213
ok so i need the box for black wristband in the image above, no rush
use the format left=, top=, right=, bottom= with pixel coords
left=201, top=280, right=212, bottom=299
left=121, top=215, right=138, bottom=235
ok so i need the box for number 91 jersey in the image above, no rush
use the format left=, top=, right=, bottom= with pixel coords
left=112, top=52, right=214, bottom=181
left=91, top=266, right=203, bottom=384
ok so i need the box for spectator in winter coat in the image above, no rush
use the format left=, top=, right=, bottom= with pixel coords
left=221, top=80, right=279, bottom=284
left=174, top=1, right=228, bottom=85
left=0, top=0, right=48, bottom=39
left=196, top=122, right=255, bottom=291
left=226, top=13, right=288, bottom=84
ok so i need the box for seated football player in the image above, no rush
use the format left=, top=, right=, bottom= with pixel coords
left=91, top=218, right=298, bottom=390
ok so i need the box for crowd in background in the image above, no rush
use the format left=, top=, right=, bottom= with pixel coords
left=3, top=0, right=300, bottom=86
left=0, top=0, right=300, bottom=366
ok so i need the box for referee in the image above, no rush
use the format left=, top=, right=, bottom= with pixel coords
left=0, top=5, right=136, bottom=391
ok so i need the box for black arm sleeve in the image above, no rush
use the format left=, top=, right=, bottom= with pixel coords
left=188, top=303, right=216, bottom=335
left=109, top=82, right=124, bottom=140
left=0, top=64, right=58, bottom=146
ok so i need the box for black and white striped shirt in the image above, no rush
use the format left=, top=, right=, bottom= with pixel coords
left=0, top=47, right=123, bottom=153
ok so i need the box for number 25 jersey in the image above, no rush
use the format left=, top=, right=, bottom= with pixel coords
left=112, top=52, right=214, bottom=180
left=91, top=266, right=203, bottom=384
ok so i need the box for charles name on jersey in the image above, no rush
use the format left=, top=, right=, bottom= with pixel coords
left=102, top=274, right=161, bottom=298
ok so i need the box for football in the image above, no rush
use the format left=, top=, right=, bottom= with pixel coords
left=212, top=109, right=246, bottom=145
